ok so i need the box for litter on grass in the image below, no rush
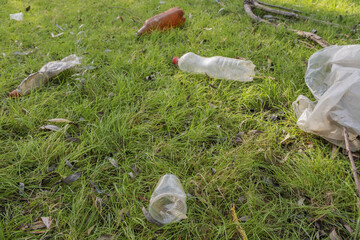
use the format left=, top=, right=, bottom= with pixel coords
left=10, top=54, right=81, bottom=97
left=10, top=12, right=23, bottom=21
left=12, top=47, right=38, bottom=56
left=173, top=52, right=255, bottom=81
left=137, top=7, right=185, bottom=36
left=293, top=45, right=360, bottom=151
left=148, top=174, right=187, bottom=225
left=51, top=32, right=64, bottom=38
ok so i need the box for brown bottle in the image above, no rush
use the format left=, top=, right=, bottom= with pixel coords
left=137, top=7, right=185, bottom=36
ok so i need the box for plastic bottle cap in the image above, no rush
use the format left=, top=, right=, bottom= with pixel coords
left=172, top=57, right=179, bottom=65
left=9, top=90, right=21, bottom=98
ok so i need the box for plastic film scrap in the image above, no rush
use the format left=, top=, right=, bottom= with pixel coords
left=293, top=45, right=360, bottom=151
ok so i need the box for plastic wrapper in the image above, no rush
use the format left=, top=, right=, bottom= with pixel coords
left=10, top=54, right=81, bottom=97
left=148, top=174, right=187, bottom=225
left=10, top=12, right=23, bottom=21
left=293, top=45, right=360, bottom=151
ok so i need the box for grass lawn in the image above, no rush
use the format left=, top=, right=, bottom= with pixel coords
left=1, top=0, right=360, bottom=239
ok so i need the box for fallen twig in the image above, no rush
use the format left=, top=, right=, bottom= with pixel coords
left=253, top=0, right=339, bottom=26
left=231, top=202, right=248, bottom=240
left=290, top=29, right=331, bottom=47
left=344, top=128, right=360, bottom=197
left=243, top=0, right=334, bottom=47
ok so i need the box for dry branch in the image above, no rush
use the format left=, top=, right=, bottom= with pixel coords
left=290, top=29, right=331, bottom=47
left=243, top=0, right=334, bottom=47
left=344, top=128, right=360, bottom=197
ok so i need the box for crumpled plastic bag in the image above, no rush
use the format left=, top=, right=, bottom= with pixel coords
left=10, top=54, right=81, bottom=97
left=293, top=45, right=360, bottom=151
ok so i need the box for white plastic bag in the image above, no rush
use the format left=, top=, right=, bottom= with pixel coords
left=10, top=55, right=81, bottom=97
left=293, top=45, right=360, bottom=151
left=10, top=12, right=23, bottom=21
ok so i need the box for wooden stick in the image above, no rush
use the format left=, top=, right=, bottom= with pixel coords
left=343, top=128, right=360, bottom=197
left=252, top=0, right=340, bottom=27
left=290, top=29, right=331, bottom=47
left=253, top=0, right=299, bottom=18
left=243, top=0, right=332, bottom=47
left=243, top=0, right=269, bottom=24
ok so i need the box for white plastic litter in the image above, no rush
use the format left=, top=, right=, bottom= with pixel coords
left=148, top=174, right=187, bottom=225
left=293, top=45, right=360, bottom=151
left=10, top=55, right=81, bottom=97
left=175, top=52, right=255, bottom=81
left=10, top=12, right=23, bottom=21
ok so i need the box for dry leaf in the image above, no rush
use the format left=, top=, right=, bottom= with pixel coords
left=63, top=172, right=82, bottom=184
left=329, top=228, right=342, bottom=240
left=279, top=152, right=290, bottom=163
left=331, top=145, right=339, bottom=159
left=248, top=130, right=263, bottom=135
left=51, top=32, right=64, bottom=38
left=232, top=132, right=244, bottom=145
left=19, top=182, right=24, bottom=195
left=209, top=103, right=217, bottom=108
left=65, top=159, right=77, bottom=170
left=118, top=208, right=128, bottom=220
left=343, top=224, right=354, bottom=235
left=96, top=235, right=115, bottom=240
left=297, top=197, right=306, bottom=206
left=47, top=164, right=58, bottom=173
left=239, top=215, right=249, bottom=222
left=238, top=196, right=246, bottom=204
left=22, top=220, right=46, bottom=231
left=30, top=230, right=47, bottom=234
left=128, top=172, right=135, bottom=179
left=21, top=108, right=29, bottom=115
left=280, top=133, right=294, bottom=145
left=95, top=197, right=103, bottom=210
left=87, top=225, right=95, bottom=235
left=115, top=16, right=124, bottom=21
left=40, top=217, right=52, bottom=229
left=66, top=136, right=80, bottom=142
left=291, top=29, right=331, bottom=48
left=48, top=118, right=72, bottom=123
left=131, top=165, right=139, bottom=176
left=56, top=24, right=64, bottom=31
left=40, top=125, right=60, bottom=132
left=106, top=157, right=118, bottom=168
left=265, top=56, right=274, bottom=71
left=203, top=27, right=213, bottom=31
left=90, top=181, right=105, bottom=194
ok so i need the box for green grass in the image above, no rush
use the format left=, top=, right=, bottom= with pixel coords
left=1, top=0, right=360, bottom=239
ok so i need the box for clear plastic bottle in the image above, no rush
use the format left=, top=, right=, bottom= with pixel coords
left=172, top=52, right=255, bottom=81
left=148, top=174, right=187, bottom=225
left=137, top=7, right=186, bottom=36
